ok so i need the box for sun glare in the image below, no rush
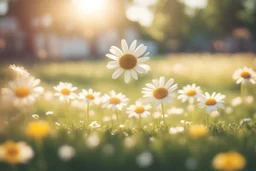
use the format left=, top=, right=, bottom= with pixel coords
left=72, top=0, right=107, bottom=16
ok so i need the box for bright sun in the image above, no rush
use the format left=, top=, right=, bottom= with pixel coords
left=72, top=0, right=107, bottom=16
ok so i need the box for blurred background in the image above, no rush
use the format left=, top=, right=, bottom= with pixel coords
left=0, top=0, right=256, bottom=60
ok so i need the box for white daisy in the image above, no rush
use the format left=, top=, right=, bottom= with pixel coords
left=58, top=145, right=76, bottom=161
left=232, top=66, right=256, bottom=84
left=198, top=92, right=225, bottom=113
left=101, top=90, right=129, bottom=111
left=1, top=77, right=44, bottom=106
left=0, top=141, right=34, bottom=164
left=142, top=76, right=178, bottom=106
left=9, top=64, right=30, bottom=77
left=126, top=101, right=151, bottom=118
left=79, top=89, right=101, bottom=105
left=54, top=82, right=77, bottom=102
left=106, top=39, right=150, bottom=83
left=178, top=84, right=201, bottom=103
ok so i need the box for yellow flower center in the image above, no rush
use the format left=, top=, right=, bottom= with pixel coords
left=26, top=121, right=50, bottom=140
left=110, top=97, right=120, bottom=105
left=134, top=106, right=145, bottom=114
left=240, top=71, right=251, bottom=79
left=153, top=88, right=168, bottom=99
left=186, top=89, right=196, bottom=96
left=119, top=54, right=137, bottom=70
left=86, top=94, right=95, bottom=100
left=61, top=88, right=70, bottom=95
left=4, top=141, right=20, bottom=164
left=15, top=87, right=30, bottom=98
left=205, top=98, right=217, bottom=106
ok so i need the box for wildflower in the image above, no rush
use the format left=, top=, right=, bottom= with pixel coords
left=142, top=76, right=177, bottom=107
left=9, top=64, right=30, bottom=77
left=169, top=126, right=184, bottom=135
left=178, top=84, right=201, bottom=103
left=126, top=101, right=151, bottom=118
left=58, top=145, right=76, bottom=161
left=1, top=77, right=44, bottom=106
left=168, top=107, right=184, bottom=115
left=32, top=114, right=39, bottom=120
left=54, top=82, right=77, bottom=102
left=136, top=152, right=153, bottom=168
left=86, top=133, right=100, bottom=149
left=0, top=141, right=34, bottom=164
left=101, top=90, right=129, bottom=111
left=79, top=89, right=101, bottom=105
left=198, top=92, right=225, bottom=113
left=232, top=66, right=256, bottom=84
left=240, top=118, right=251, bottom=125
left=231, top=97, right=242, bottom=107
left=26, top=120, right=50, bottom=140
left=46, top=111, right=54, bottom=116
left=106, top=39, right=150, bottom=83
left=189, top=125, right=208, bottom=138
left=212, top=152, right=246, bottom=171
left=89, top=121, right=101, bottom=128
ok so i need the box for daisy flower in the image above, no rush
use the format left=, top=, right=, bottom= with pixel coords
left=9, top=64, right=30, bottom=77
left=198, top=92, right=225, bottom=113
left=0, top=141, right=34, bottom=164
left=1, top=76, right=44, bottom=106
left=101, top=90, right=129, bottom=111
left=142, top=76, right=178, bottom=107
left=126, top=101, right=151, bottom=119
left=232, top=66, right=256, bottom=84
left=106, top=39, right=150, bottom=83
left=79, top=89, right=101, bottom=105
left=178, top=84, right=201, bottom=103
left=54, top=82, right=77, bottom=102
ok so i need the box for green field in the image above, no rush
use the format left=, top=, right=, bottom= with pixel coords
left=0, top=54, right=256, bottom=171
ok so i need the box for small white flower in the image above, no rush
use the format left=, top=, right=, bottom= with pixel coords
left=136, top=152, right=153, bottom=168
left=102, top=116, right=111, bottom=122
left=9, top=64, right=30, bottom=77
left=231, top=97, right=242, bottom=106
left=86, top=133, right=100, bottom=148
left=240, top=118, right=251, bottom=125
left=169, top=126, right=184, bottom=134
left=126, top=101, right=151, bottom=119
left=178, top=84, right=201, bottom=103
left=54, top=82, right=77, bottom=102
left=1, top=76, right=44, bottom=106
left=124, top=137, right=136, bottom=149
left=58, top=145, right=76, bottom=161
left=232, top=66, right=256, bottom=84
left=142, top=76, right=178, bottom=106
left=152, top=111, right=161, bottom=119
left=101, top=90, right=129, bottom=111
left=180, top=120, right=192, bottom=125
left=168, top=107, right=184, bottom=115
left=198, top=92, right=225, bottom=113
left=32, top=114, right=39, bottom=120
left=245, top=96, right=254, bottom=104
left=79, top=89, right=101, bottom=105
left=225, top=106, right=233, bottom=114
left=44, top=91, right=54, bottom=101
left=89, top=121, right=101, bottom=128
left=55, top=122, right=61, bottom=126
left=106, top=39, right=150, bottom=83
left=46, top=111, right=54, bottom=116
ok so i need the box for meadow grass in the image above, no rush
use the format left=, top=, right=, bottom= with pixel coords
left=0, top=54, right=256, bottom=171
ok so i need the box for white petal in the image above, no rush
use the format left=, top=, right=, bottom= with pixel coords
left=124, top=71, right=131, bottom=83
left=165, top=78, right=174, bottom=89
left=131, top=69, right=138, bottom=80
left=159, top=77, right=165, bottom=87
left=112, top=68, right=124, bottom=79
left=106, top=54, right=118, bottom=60
left=134, top=65, right=147, bottom=73
left=121, top=39, right=129, bottom=53
left=129, top=40, right=137, bottom=53
left=110, top=46, right=123, bottom=57
left=138, top=57, right=150, bottom=62
left=134, top=45, right=147, bottom=57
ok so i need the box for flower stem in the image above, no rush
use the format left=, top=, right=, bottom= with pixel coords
left=65, top=101, right=70, bottom=125
left=36, top=140, right=46, bottom=171
left=206, top=113, right=209, bottom=127
left=240, top=83, right=247, bottom=100
left=86, top=102, right=90, bottom=126
left=114, top=110, right=120, bottom=127
left=138, top=115, right=142, bottom=129
left=161, top=103, right=166, bottom=127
